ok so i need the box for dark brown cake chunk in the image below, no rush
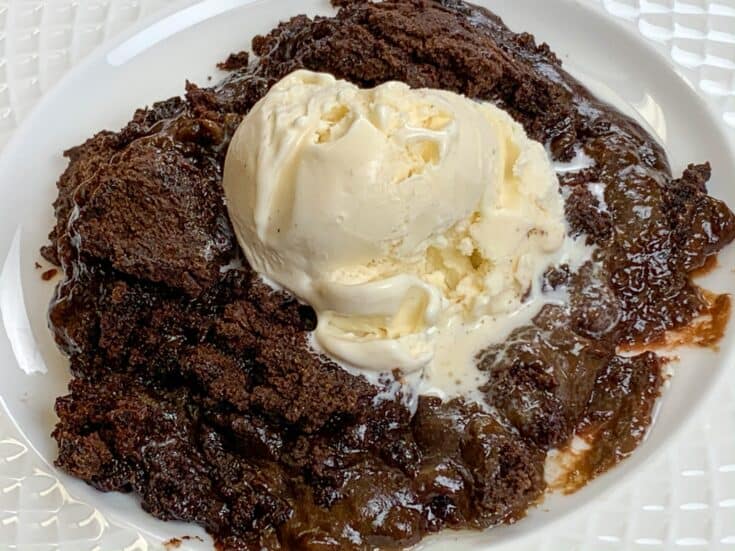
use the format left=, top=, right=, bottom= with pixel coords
left=71, top=138, right=232, bottom=295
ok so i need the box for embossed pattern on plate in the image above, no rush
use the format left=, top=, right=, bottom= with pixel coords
left=0, top=1, right=733, bottom=549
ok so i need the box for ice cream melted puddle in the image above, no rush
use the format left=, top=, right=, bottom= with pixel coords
left=420, top=297, right=548, bottom=405
left=303, top=232, right=592, bottom=412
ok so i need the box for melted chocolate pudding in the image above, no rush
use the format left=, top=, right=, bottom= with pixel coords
left=43, top=1, right=735, bottom=549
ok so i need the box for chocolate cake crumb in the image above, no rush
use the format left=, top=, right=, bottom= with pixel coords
left=217, top=51, right=250, bottom=71
left=44, top=1, right=735, bottom=549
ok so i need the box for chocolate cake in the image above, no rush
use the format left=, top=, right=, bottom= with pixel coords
left=42, top=1, right=735, bottom=549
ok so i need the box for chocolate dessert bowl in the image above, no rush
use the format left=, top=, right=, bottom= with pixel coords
left=0, top=1, right=733, bottom=549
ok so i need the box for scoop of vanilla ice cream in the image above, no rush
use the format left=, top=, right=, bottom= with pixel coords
left=224, top=69, right=566, bottom=373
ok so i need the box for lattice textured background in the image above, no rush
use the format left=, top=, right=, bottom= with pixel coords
left=0, top=0, right=733, bottom=549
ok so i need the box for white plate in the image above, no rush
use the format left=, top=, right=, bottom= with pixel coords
left=1, top=0, right=734, bottom=549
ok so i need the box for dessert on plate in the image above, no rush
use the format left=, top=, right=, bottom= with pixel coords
left=40, top=0, right=735, bottom=549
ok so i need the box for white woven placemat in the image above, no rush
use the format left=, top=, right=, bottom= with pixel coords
left=0, top=1, right=733, bottom=549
